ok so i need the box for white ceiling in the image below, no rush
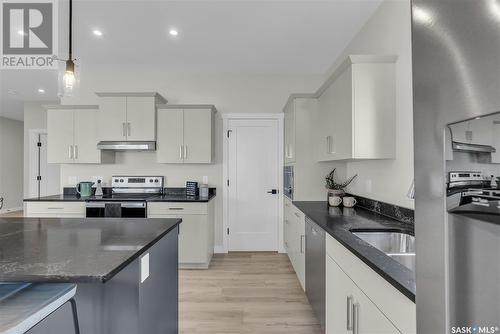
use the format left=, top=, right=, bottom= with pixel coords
left=0, top=0, right=381, bottom=121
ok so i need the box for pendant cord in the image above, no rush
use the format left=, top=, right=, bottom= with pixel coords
left=69, top=0, right=72, bottom=61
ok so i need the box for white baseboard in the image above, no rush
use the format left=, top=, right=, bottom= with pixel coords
left=214, top=245, right=227, bottom=254
left=0, top=206, right=23, bottom=214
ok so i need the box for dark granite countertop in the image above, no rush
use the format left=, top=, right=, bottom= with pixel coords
left=23, top=193, right=216, bottom=203
left=0, top=217, right=181, bottom=283
left=293, top=201, right=416, bottom=301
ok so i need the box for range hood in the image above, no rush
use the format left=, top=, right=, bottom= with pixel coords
left=452, top=141, right=496, bottom=153
left=97, top=141, right=156, bottom=151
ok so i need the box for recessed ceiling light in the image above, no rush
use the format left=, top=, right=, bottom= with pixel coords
left=169, top=29, right=179, bottom=36
left=38, top=88, right=46, bottom=94
left=93, top=30, right=103, bottom=37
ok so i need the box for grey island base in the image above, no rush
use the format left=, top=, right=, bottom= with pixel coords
left=0, top=217, right=181, bottom=334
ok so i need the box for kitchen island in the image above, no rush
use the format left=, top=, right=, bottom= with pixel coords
left=0, top=217, right=181, bottom=334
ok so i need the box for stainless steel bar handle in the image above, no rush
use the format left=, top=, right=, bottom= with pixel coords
left=169, top=207, right=185, bottom=211
left=353, top=302, right=360, bottom=334
left=122, top=123, right=127, bottom=137
left=300, top=235, right=305, bottom=253
left=184, top=145, right=188, bottom=159
left=179, top=146, right=183, bottom=159
left=68, top=145, right=73, bottom=159
left=127, top=122, right=131, bottom=137
left=346, top=295, right=354, bottom=330
left=121, top=202, right=146, bottom=208
left=74, top=145, right=78, bottom=160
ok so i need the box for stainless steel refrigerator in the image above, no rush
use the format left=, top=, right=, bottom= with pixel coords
left=412, top=1, right=500, bottom=333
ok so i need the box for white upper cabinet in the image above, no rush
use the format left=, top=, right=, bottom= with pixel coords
left=315, top=55, right=397, bottom=161
left=157, top=105, right=216, bottom=164
left=47, top=106, right=114, bottom=164
left=284, top=99, right=296, bottom=163
left=96, top=92, right=167, bottom=142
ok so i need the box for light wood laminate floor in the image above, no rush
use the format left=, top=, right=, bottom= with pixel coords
left=0, top=210, right=23, bottom=218
left=179, top=252, right=322, bottom=334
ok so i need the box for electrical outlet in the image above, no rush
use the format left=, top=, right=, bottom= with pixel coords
left=365, top=179, right=372, bottom=193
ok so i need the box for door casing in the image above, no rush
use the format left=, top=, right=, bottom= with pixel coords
left=222, top=113, right=284, bottom=253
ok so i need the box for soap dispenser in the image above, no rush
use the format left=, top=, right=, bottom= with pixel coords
left=95, top=179, right=104, bottom=197
left=490, top=175, right=497, bottom=189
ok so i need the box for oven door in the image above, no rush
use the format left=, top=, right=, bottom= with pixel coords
left=85, top=202, right=147, bottom=218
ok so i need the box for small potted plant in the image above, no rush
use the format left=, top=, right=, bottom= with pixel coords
left=325, top=168, right=357, bottom=202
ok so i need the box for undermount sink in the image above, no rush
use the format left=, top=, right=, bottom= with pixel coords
left=351, top=231, right=415, bottom=272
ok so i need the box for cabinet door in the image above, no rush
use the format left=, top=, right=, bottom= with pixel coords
left=98, top=97, right=127, bottom=141
left=296, top=216, right=306, bottom=290
left=327, top=255, right=399, bottom=334
left=157, top=109, right=184, bottom=163
left=178, top=214, right=207, bottom=264
left=74, top=109, right=101, bottom=163
left=492, top=122, right=500, bottom=163
left=47, top=109, right=74, bottom=163
left=330, top=66, right=353, bottom=160
left=352, top=285, right=400, bottom=334
left=317, top=69, right=353, bottom=162
left=183, top=109, right=212, bottom=163
left=284, top=101, right=296, bottom=163
left=326, top=255, right=351, bottom=334
left=126, top=97, right=156, bottom=141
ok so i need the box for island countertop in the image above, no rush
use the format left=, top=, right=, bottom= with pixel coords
left=0, top=217, right=181, bottom=283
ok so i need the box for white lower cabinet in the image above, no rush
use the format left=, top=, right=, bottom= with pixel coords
left=284, top=197, right=305, bottom=290
left=326, top=234, right=416, bottom=334
left=327, top=254, right=399, bottom=334
left=24, top=201, right=85, bottom=218
left=147, top=202, right=215, bottom=268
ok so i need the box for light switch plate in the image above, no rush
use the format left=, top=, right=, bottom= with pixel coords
left=140, top=253, right=150, bottom=283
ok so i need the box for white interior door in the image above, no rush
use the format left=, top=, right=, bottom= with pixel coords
left=228, top=119, right=279, bottom=251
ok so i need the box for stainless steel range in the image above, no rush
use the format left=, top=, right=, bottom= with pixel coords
left=86, top=176, right=164, bottom=218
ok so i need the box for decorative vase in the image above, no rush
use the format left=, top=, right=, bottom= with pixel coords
left=327, top=189, right=346, bottom=205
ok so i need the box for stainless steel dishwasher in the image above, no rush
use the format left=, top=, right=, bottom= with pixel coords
left=305, top=217, right=325, bottom=332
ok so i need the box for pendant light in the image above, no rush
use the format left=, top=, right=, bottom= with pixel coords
left=62, top=0, right=76, bottom=96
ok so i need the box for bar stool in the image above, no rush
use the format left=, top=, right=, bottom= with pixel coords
left=0, top=283, right=80, bottom=334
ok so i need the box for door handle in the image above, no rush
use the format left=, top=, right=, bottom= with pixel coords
left=127, top=122, right=131, bottom=137
left=300, top=235, right=305, bottom=253
left=74, top=145, right=78, bottom=159
left=184, top=145, right=188, bottom=160
left=179, top=145, right=183, bottom=159
left=68, top=145, right=73, bottom=159
left=122, top=123, right=127, bottom=137
left=353, top=302, right=360, bottom=334
left=347, top=295, right=354, bottom=330
left=267, top=189, right=278, bottom=194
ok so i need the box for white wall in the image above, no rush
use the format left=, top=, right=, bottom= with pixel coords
left=60, top=69, right=323, bottom=248
left=325, top=0, right=414, bottom=209
left=0, top=116, right=24, bottom=211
